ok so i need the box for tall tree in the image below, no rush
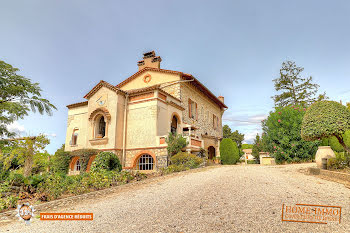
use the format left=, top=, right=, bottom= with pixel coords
left=252, top=134, right=263, bottom=163
left=0, top=60, right=56, bottom=138
left=272, top=61, right=327, bottom=107
left=223, top=125, right=244, bottom=148
left=0, top=135, right=49, bottom=177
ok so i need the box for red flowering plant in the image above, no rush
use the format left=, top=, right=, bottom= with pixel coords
left=261, top=105, right=320, bottom=164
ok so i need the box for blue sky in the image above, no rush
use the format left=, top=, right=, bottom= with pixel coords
left=1, top=0, right=350, bottom=153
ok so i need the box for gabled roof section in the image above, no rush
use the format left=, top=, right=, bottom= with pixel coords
left=84, top=80, right=126, bottom=99
left=181, top=74, right=228, bottom=109
left=66, top=101, right=88, bottom=109
left=116, top=67, right=227, bottom=109
left=116, top=67, right=183, bottom=88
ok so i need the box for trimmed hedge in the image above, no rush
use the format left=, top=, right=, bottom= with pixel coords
left=220, top=138, right=240, bottom=164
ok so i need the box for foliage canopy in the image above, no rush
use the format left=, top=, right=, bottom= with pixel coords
left=301, top=100, right=350, bottom=153
left=262, top=105, right=319, bottom=163
left=0, top=60, right=56, bottom=138
left=272, top=61, right=327, bottom=107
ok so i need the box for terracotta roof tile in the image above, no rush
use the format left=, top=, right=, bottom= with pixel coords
left=66, top=101, right=88, bottom=109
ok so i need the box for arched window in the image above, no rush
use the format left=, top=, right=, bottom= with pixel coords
left=75, top=159, right=81, bottom=171
left=71, top=129, right=79, bottom=145
left=171, top=115, right=178, bottom=134
left=95, top=116, right=106, bottom=138
left=138, top=154, right=154, bottom=170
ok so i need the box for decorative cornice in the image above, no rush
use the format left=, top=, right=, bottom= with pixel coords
left=167, top=101, right=185, bottom=111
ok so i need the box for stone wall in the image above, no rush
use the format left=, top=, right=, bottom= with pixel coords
left=124, top=147, right=168, bottom=169
left=180, top=83, right=223, bottom=139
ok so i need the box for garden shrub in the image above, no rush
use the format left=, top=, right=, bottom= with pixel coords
left=301, top=101, right=350, bottom=153
left=90, top=152, right=122, bottom=172
left=262, top=105, right=320, bottom=164
left=170, top=152, right=202, bottom=168
left=27, top=174, right=45, bottom=188
left=0, top=195, right=18, bottom=210
left=6, top=172, right=25, bottom=186
left=50, top=145, right=71, bottom=174
left=327, top=152, right=350, bottom=170
left=37, top=173, right=67, bottom=200
left=220, top=138, right=240, bottom=164
left=165, top=132, right=188, bottom=157
left=160, top=164, right=188, bottom=175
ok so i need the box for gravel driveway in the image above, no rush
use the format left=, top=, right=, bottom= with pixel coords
left=1, top=163, right=350, bottom=233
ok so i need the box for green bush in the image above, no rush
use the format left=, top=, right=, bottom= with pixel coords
left=37, top=173, right=67, bottom=200
left=327, top=152, right=350, bottom=170
left=220, top=138, right=240, bottom=164
left=88, top=171, right=113, bottom=190
left=0, top=195, right=18, bottom=210
left=170, top=152, right=202, bottom=168
left=7, top=173, right=25, bottom=186
left=50, top=145, right=71, bottom=174
left=165, top=132, right=188, bottom=157
left=90, top=152, right=122, bottom=172
left=113, top=170, right=135, bottom=184
left=161, top=164, right=189, bottom=175
left=262, top=105, right=320, bottom=164
left=247, top=160, right=258, bottom=164
left=301, top=101, right=350, bottom=153
left=27, top=174, right=45, bottom=188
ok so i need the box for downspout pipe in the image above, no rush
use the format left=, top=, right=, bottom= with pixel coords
left=122, top=94, right=128, bottom=167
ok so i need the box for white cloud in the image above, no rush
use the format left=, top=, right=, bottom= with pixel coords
left=223, top=112, right=267, bottom=126
left=7, top=121, right=26, bottom=134
left=243, top=130, right=261, bottom=144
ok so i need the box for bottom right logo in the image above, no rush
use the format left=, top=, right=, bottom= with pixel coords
left=282, top=203, right=341, bottom=224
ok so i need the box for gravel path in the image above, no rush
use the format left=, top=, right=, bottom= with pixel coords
left=1, top=164, right=350, bottom=233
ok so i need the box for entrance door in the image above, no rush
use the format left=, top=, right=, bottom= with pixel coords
left=208, top=146, right=216, bottom=159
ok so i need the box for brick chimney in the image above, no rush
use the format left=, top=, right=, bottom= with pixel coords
left=137, top=51, right=162, bottom=71
left=218, top=96, right=224, bottom=103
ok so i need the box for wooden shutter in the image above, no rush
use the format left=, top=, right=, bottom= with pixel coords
left=188, top=98, right=191, bottom=118
left=195, top=103, right=198, bottom=120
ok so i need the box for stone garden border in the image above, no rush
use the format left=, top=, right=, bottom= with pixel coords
left=307, top=167, right=350, bottom=188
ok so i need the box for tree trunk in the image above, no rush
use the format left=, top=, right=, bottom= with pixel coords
left=23, top=155, right=33, bottom=177
left=335, top=135, right=350, bottom=154
left=23, top=144, right=34, bottom=177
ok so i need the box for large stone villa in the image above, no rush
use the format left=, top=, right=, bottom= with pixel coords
left=65, top=51, right=227, bottom=173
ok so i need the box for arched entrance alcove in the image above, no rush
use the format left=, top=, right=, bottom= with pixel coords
left=208, top=146, right=216, bottom=160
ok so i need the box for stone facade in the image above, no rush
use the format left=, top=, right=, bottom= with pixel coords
left=64, top=51, right=227, bottom=173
